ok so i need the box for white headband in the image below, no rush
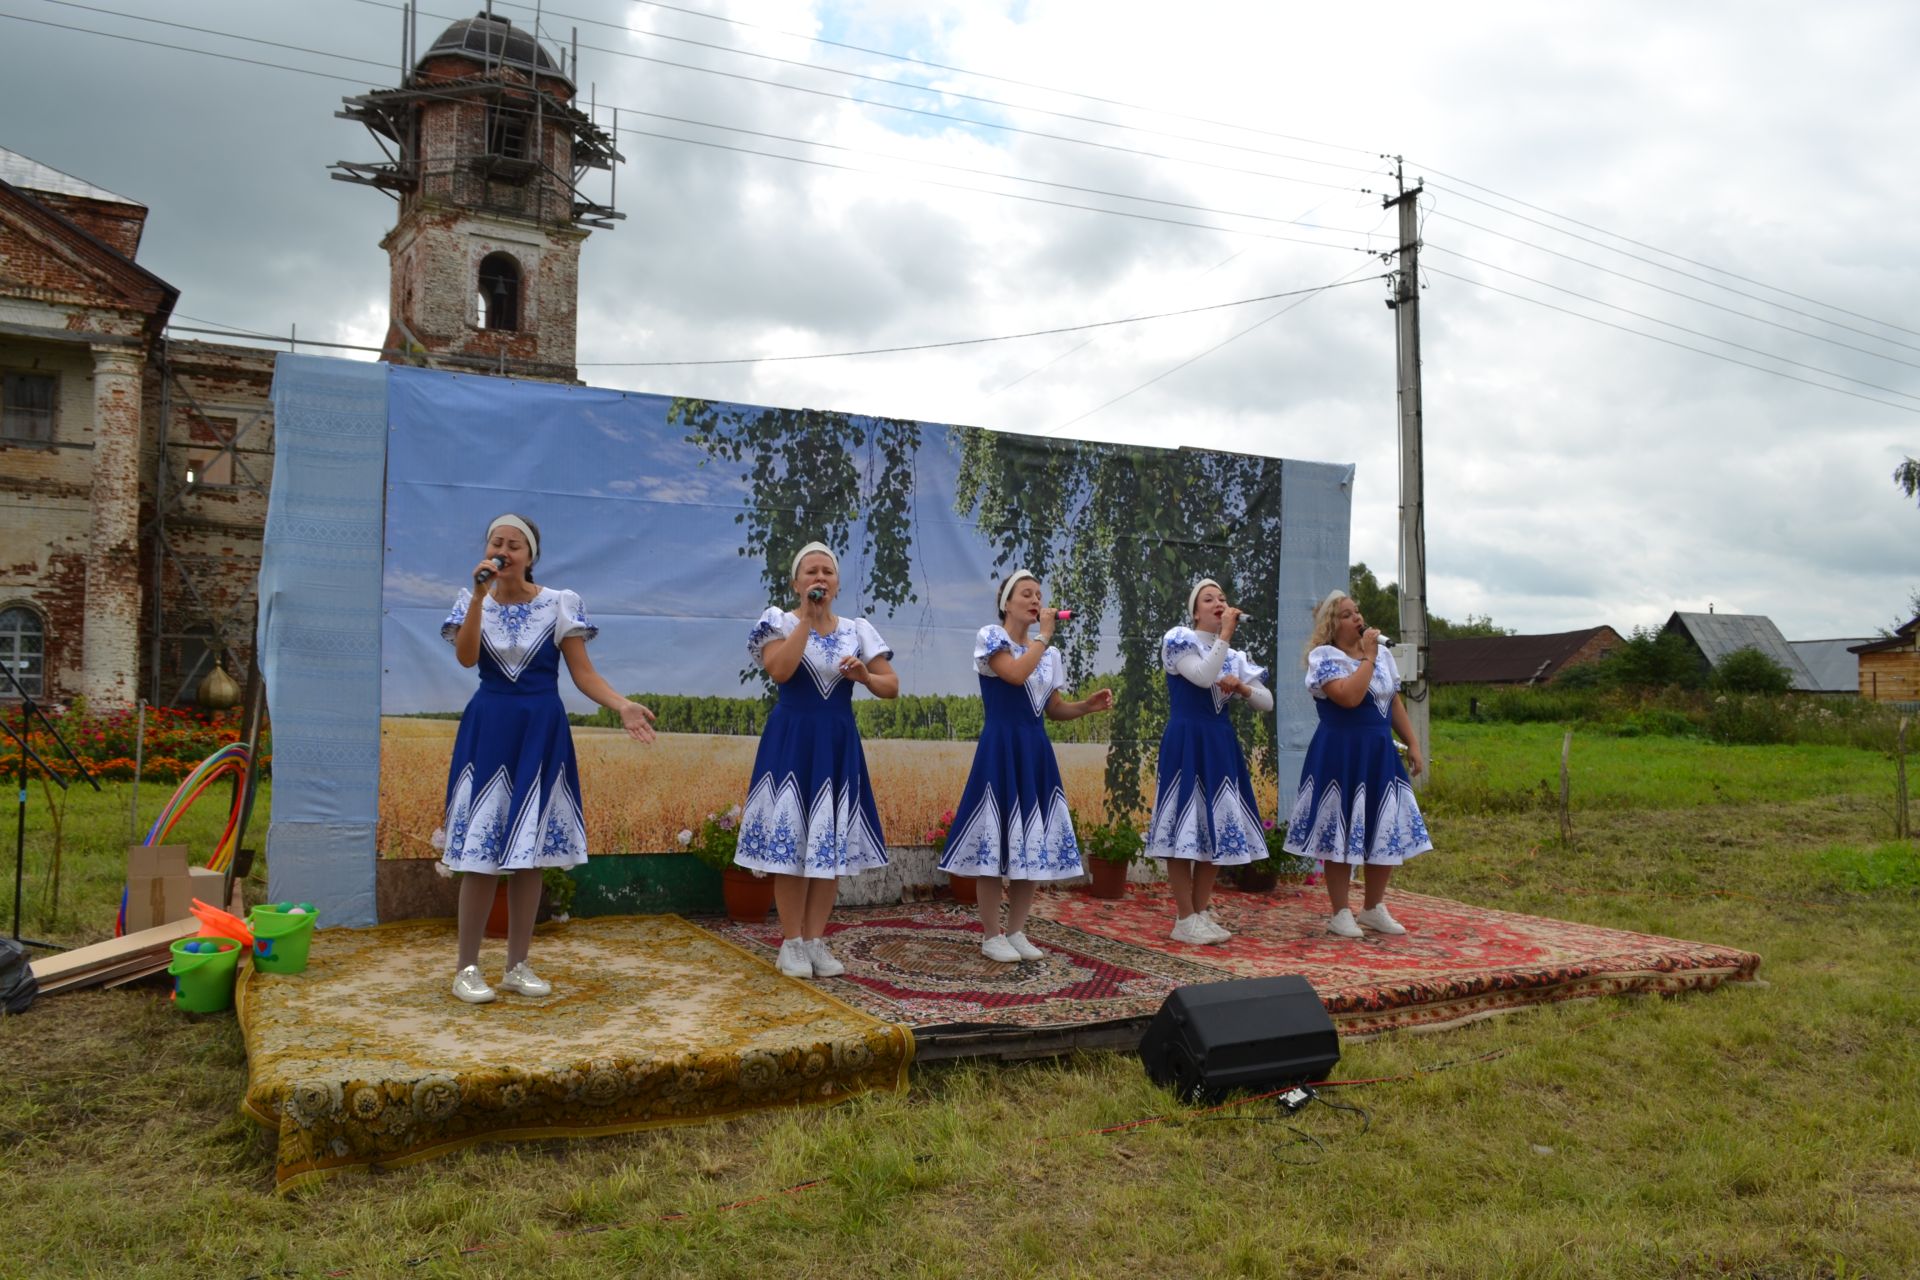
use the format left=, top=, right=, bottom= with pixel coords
left=488, top=514, right=539, bottom=564
left=1187, top=578, right=1221, bottom=620
left=997, top=569, right=1036, bottom=613
left=790, top=541, right=837, bottom=581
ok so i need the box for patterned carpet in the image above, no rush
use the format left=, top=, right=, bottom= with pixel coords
left=700, top=884, right=1761, bottom=1039
left=236, top=917, right=913, bottom=1191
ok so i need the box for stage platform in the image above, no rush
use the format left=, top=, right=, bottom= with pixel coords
left=237, top=917, right=913, bottom=1191
left=238, top=887, right=1757, bottom=1186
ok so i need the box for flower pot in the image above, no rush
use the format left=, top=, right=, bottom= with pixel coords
left=1233, top=866, right=1280, bottom=894
left=483, top=877, right=510, bottom=938
left=1087, top=858, right=1130, bottom=899
left=721, top=865, right=775, bottom=923
left=946, top=873, right=978, bottom=905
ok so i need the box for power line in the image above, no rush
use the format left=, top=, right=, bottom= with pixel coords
left=11, top=4, right=1389, bottom=248
left=1417, top=165, right=1919, bottom=339
left=1050, top=262, right=1384, bottom=433
left=163, top=276, right=1381, bottom=369
left=512, top=0, right=1382, bottom=161
left=1427, top=212, right=1920, bottom=364
left=1425, top=265, right=1920, bottom=417
left=358, top=0, right=1389, bottom=179
left=614, top=123, right=1382, bottom=253
left=1424, top=245, right=1920, bottom=401
left=609, top=106, right=1376, bottom=237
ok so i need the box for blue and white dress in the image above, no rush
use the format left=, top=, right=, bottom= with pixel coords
left=1145, top=626, right=1268, bottom=865
left=734, top=609, right=891, bottom=879
left=1283, top=645, right=1432, bottom=864
left=436, top=587, right=596, bottom=873
left=939, top=626, right=1083, bottom=881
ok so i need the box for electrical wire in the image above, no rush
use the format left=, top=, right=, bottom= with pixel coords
left=353, top=0, right=1390, bottom=178
left=1048, top=260, right=1387, bottom=433
left=501, top=0, right=1384, bottom=160
left=1425, top=264, right=1920, bottom=417
left=2, top=6, right=1388, bottom=250
left=613, top=124, right=1380, bottom=253
left=1425, top=243, right=1920, bottom=401
left=1428, top=210, right=1920, bottom=361
left=164, top=277, right=1381, bottom=369
left=1416, top=166, right=1920, bottom=339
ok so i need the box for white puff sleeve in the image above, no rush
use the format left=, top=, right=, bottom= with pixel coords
left=747, top=607, right=794, bottom=668
left=440, top=590, right=472, bottom=644
left=553, top=589, right=598, bottom=643
left=853, top=618, right=893, bottom=664
left=1304, top=645, right=1354, bottom=698
left=1166, top=627, right=1228, bottom=689
left=973, top=624, right=1015, bottom=675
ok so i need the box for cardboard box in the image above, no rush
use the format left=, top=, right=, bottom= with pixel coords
left=125, top=844, right=193, bottom=931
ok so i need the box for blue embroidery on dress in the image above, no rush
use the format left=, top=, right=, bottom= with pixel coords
left=746, top=617, right=783, bottom=663
left=495, top=600, right=539, bottom=647
left=1163, top=635, right=1202, bottom=667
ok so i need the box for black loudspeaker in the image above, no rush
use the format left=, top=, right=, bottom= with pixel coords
left=1138, top=975, right=1340, bottom=1103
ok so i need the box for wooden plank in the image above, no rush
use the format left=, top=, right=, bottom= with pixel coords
left=39, top=955, right=173, bottom=996
left=28, top=919, right=197, bottom=983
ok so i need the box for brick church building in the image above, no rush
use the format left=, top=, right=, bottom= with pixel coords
left=0, top=11, right=615, bottom=709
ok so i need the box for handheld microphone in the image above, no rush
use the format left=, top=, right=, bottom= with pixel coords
left=474, top=555, right=506, bottom=586
left=807, top=586, right=827, bottom=603
left=1054, top=608, right=1073, bottom=622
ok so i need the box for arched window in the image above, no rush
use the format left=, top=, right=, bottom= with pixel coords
left=0, top=604, right=46, bottom=699
left=476, top=253, right=521, bottom=332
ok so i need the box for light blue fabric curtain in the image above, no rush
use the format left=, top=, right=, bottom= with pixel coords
left=256, top=354, right=388, bottom=926
left=1274, top=461, right=1356, bottom=803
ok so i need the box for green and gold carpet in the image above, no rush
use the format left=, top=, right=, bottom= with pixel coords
left=237, top=916, right=913, bottom=1191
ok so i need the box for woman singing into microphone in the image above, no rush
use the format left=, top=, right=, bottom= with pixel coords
left=940, top=570, right=1113, bottom=962
left=1283, top=590, right=1430, bottom=937
left=438, top=514, right=656, bottom=1004
left=1146, top=579, right=1274, bottom=945
left=734, top=542, right=898, bottom=979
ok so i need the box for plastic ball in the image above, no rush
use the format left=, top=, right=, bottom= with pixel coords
left=297, top=902, right=315, bottom=913
left=287, top=907, right=307, bottom=915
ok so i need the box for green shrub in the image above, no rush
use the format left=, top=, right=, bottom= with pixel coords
left=1705, top=694, right=1794, bottom=745
left=1711, top=646, right=1794, bottom=695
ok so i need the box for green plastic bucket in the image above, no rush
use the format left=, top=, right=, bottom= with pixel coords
left=249, top=905, right=317, bottom=974
left=168, top=937, right=243, bottom=1013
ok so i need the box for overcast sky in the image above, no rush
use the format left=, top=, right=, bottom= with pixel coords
left=4, top=0, right=1915, bottom=641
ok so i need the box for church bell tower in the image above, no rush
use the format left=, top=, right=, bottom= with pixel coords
left=332, top=8, right=621, bottom=382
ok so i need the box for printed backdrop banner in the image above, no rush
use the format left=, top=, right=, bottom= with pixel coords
left=356, top=365, right=1352, bottom=862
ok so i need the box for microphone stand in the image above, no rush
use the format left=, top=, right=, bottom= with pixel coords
left=5, top=663, right=101, bottom=952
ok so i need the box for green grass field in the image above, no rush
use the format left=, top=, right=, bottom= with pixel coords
left=2, top=727, right=1917, bottom=1278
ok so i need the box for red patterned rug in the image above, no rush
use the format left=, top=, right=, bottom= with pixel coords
left=700, top=903, right=1224, bottom=1030
left=697, top=885, right=1759, bottom=1039
left=1031, top=883, right=1763, bottom=1036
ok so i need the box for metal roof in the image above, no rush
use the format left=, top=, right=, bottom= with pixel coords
left=419, top=13, right=570, bottom=87
left=1429, top=627, right=1623, bottom=685
left=1788, top=639, right=1872, bottom=693
left=1665, top=612, right=1819, bottom=691
left=0, top=147, right=141, bottom=208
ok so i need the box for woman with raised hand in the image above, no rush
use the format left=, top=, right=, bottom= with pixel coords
left=1146, top=579, right=1274, bottom=945
left=438, top=514, right=656, bottom=1004
left=734, top=542, right=898, bottom=979
left=1283, top=590, right=1430, bottom=938
left=941, top=570, right=1114, bottom=962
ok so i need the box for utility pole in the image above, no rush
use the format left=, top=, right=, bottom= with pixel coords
left=1385, top=159, right=1430, bottom=788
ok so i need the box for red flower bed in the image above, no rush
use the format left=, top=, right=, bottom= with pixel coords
left=17, top=703, right=272, bottom=782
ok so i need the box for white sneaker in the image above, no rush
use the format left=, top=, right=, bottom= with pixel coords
left=452, top=964, right=496, bottom=1004
left=1169, top=915, right=1214, bottom=945
left=1199, top=910, right=1233, bottom=942
left=498, top=962, right=552, bottom=997
left=804, top=937, right=846, bottom=977
left=1327, top=908, right=1363, bottom=939
left=981, top=933, right=1021, bottom=963
left=1355, top=903, right=1407, bottom=935
left=1005, top=931, right=1044, bottom=960
left=776, top=938, right=815, bottom=978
